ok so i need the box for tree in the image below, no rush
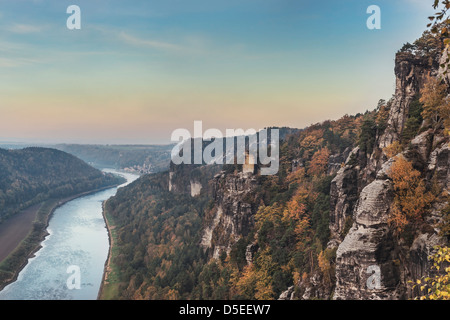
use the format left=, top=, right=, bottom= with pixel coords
left=358, top=117, right=377, bottom=155
left=420, top=75, right=450, bottom=129
left=308, top=147, right=330, bottom=177
left=383, top=141, right=402, bottom=159
left=439, top=201, right=450, bottom=239
left=427, top=1, right=450, bottom=45
left=401, top=97, right=424, bottom=143
left=376, top=102, right=390, bottom=134
left=388, top=156, right=435, bottom=233
left=413, top=246, right=450, bottom=300
left=318, top=250, right=332, bottom=285
left=283, top=189, right=307, bottom=222
left=233, top=248, right=276, bottom=300
left=233, top=264, right=256, bottom=299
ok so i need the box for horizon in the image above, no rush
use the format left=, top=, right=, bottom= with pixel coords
left=0, top=0, right=434, bottom=145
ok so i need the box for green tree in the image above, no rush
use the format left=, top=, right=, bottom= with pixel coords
left=358, top=117, right=377, bottom=155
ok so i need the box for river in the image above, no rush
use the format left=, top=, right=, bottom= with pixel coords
left=0, top=169, right=139, bottom=300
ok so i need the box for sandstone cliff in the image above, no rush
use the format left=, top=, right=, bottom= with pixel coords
left=331, top=39, right=449, bottom=300
left=201, top=171, right=259, bottom=260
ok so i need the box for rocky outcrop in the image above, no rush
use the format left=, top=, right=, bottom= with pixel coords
left=190, top=180, right=202, bottom=197
left=333, top=42, right=449, bottom=300
left=334, top=136, right=449, bottom=299
left=201, top=171, right=259, bottom=259
left=245, top=241, right=258, bottom=265
left=334, top=175, right=400, bottom=299
left=278, top=286, right=294, bottom=300
left=329, top=148, right=362, bottom=244
left=327, top=147, right=351, bottom=175
left=168, top=162, right=220, bottom=196
left=379, top=52, right=436, bottom=149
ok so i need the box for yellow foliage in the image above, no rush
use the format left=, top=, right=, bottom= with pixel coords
left=294, top=216, right=312, bottom=251
left=234, top=251, right=275, bottom=300
left=286, top=167, right=306, bottom=186
left=255, top=203, right=283, bottom=229
left=318, top=250, right=332, bottom=284
left=413, top=246, right=450, bottom=300
left=383, top=141, right=403, bottom=159
left=235, top=264, right=257, bottom=298
left=292, top=271, right=301, bottom=285
left=318, top=251, right=330, bottom=274
left=283, top=188, right=307, bottom=222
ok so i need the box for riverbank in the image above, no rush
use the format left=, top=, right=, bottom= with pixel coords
left=0, top=184, right=122, bottom=292
left=97, top=201, right=118, bottom=300
left=98, top=172, right=140, bottom=300
left=97, top=203, right=115, bottom=300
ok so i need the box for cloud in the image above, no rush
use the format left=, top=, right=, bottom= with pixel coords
left=8, top=23, right=44, bottom=34
left=0, top=57, right=40, bottom=68
left=118, top=31, right=182, bottom=51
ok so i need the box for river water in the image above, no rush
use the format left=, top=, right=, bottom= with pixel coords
left=0, top=170, right=139, bottom=300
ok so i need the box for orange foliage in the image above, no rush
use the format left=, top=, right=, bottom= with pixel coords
left=388, top=156, right=435, bottom=232
left=299, top=129, right=325, bottom=158
left=283, top=188, right=308, bottom=222
left=308, top=147, right=330, bottom=176
left=294, top=216, right=312, bottom=249
left=233, top=248, right=275, bottom=300
left=286, top=167, right=305, bottom=186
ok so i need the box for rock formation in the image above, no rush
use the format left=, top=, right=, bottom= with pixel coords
left=201, top=171, right=259, bottom=259
left=332, top=37, right=449, bottom=300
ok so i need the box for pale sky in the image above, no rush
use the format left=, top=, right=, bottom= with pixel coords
left=0, top=0, right=435, bottom=144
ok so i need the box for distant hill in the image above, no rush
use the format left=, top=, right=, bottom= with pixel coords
left=54, top=144, right=173, bottom=174
left=0, top=147, right=123, bottom=222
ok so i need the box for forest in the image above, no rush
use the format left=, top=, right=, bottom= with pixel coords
left=103, top=111, right=374, bottom=299
left=0, top=147, right=124, bottom=223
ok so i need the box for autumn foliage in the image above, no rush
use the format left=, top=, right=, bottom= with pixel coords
left=413, top=246, right=450, bottom=300
left=420, top=75, right=450, bottom=130
left=388, top=156, right=435, bottom=233
left=308, top=147, right=330, bottom=176
left=383, top=141, right=403, bottom=159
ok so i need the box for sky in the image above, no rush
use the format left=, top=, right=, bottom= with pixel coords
left=0, top=0, right=436, bottom=144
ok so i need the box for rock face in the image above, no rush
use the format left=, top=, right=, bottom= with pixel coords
left=190, top=180, right=202, bottom=197
left=329, top=148, right=361, bottom=243
left=334, top=177, right=400, bottom=300
left=201, top=171, right=259, bottom=259
left=168, top=161, right=220, bottom=196
left=379, top=52, right=434, bottom=149
left=333, top=42, right=449, bottom=300
left=278, top=286, right=294, bottom=300
left=333, top=138, right=449, bottom=299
